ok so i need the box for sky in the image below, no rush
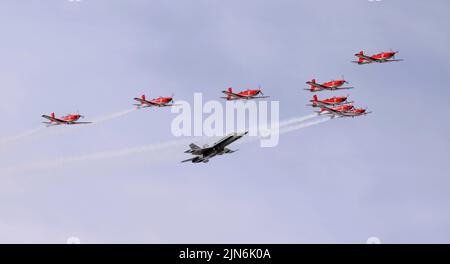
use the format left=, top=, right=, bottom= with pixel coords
left=0, top=0, right=450, bottom=243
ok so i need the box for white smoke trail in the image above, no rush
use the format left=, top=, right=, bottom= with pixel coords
left=5, top=137, right=193, bottom=173
left=277, top=113, right=318, bottom=127
left=238, top=117, right=331, bottom=145
left=90, top=108, right=136, bottom=124
left=0, top=127, right=45, bottom=149
left=0, top=108, right=137, bottom=149
left=279, top=117, right=331, bottom=134
left=2, top=113, right=329, bottom=174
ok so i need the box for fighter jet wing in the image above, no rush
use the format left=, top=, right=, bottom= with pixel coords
left=181, top=157, right=197, bottom=163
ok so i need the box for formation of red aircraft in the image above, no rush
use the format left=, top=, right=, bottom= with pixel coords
left=303, top=50, right=402, bottom=118
left=41, top=50, right=401, bottom=125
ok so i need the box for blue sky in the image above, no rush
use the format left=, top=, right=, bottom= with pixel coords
left=0, top=0, right=449, bottom=243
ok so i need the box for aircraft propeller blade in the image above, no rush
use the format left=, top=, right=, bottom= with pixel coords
left=258, top=84, right=264, bottom=96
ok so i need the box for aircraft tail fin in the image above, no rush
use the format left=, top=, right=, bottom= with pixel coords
left=184, top=143, right=201, bottom=153
left=358, top=51, right=365, bottom=63
left=312, top=95, right=318, bottom=106
left=51, top=112, right=55, bottom=119
left=310, top=79, right=316, bottom=91
left=189, top=143, right=201, bottom=150
left=227, top=87, right=232, bottom=100
left=141, top=95, right=146, bottom=104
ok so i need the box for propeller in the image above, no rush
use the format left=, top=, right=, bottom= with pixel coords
left=76, top=110, right=85, bottom=118
left=258, top=84, right=264, bottom=95
left=389, top=48, right=399, bottom=58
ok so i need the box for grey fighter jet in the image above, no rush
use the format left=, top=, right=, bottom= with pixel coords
left=182, top=132, right=248, bottom=163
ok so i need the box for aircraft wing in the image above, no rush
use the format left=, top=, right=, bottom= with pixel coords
left=225, top=95, right=270, bottom=100
left=42, top=115, right=68, bottom=124
left=181, top=157, right=197, bottom=163
left=333, top=86, right=354, bottom=90
left=248, top=95, right=270, bottom=99
left=309, top=100, right=353, bottom=107
left=71, top=121, right=92, bottom=125
left=223, top=147, right=238, bottom=154
left=133, top=98, right=159, bottom=107
left=319, top=106, right=347, bottom=117
left=352, top=60, right=372, bottom=64
left=380, top=59, right=404, bottom=63
left=309, top=101, right=331, bottom=108
left=355, top=54, right=377, bottom=62
left=221, top=90, right=246, bottom=99
left=343, top=111, right=372, bottom=117
left=305, top=82, right=325, bottom=90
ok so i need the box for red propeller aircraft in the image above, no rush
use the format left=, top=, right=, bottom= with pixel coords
left=42, top=112, right=92, bottom=126
left=318, top=105, right=371, bottom=118
left=305, top=78, right=353, bottom=92
left=307, top=95, right=352, bottom=108
left=353, top=50, right=403, bottom=65
left=221, top=87, right=269, bottom=100
left=133, top=94, right=176, bottom=108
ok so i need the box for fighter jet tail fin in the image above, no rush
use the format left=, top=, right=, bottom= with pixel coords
left=184, top=143, right=202, bottom=153
left=189, top=143, right=201, bottom=150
